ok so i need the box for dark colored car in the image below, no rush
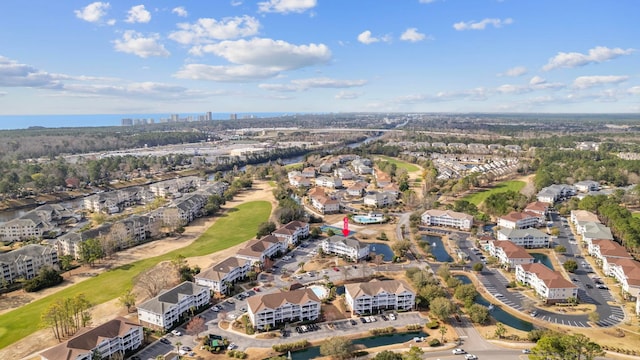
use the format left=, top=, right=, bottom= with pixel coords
left=160, top=338, right=171, bottom=345
left=350, top=319, right=357, bottom=325
left=360, top=317, right=367, bottom=324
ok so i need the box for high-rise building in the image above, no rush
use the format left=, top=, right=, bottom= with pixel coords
left=230, top=113, right=238, bottom=120
left=121, top=118, right=133, bottom=126
left=206, top=111, right=212, bottom=121
left=170, top=114, right=179, bottom=122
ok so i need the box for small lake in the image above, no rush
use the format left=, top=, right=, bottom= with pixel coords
left=422, top=234, right=453, bottom=262
left=289, top=331, right=428, bottom=359
left=531, top=253, right=554, bottom=270
left=369, top=243, right=394, bottom=261
left=456, top=275, right=534, bottom=332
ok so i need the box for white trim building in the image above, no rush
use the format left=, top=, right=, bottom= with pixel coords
left=0, top=244, right=58, bottom=284
left=195, top=257, right=251, bottom=294
left=137, top=281, right=211, bottom=330
left=344, top=280, right=416, bottom=315
left=515, top=263, right=578, bottom=304
left=497, top=211, right=543, bottom=229
left=421, top=210, right=473, bottom=231
left=40, top=317, right=143, bottom=360
left=321, top=235, right=370, bottom=261
left=487, top=241, right=534, bottom=269
left=272, top=221, right=310, bottom=246
left=497, top=228, right=550, bottom=248
left=247, top=289, right=321, bottom=330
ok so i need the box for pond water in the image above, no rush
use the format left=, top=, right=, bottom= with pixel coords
left=456, top=275, right=534, bottom=332
left=369, top=243, right=394, bottom=261
left=531, top=253, right=554, bottom=270
left=421, top=234, right=453, bottom=262
left=289, top=331, right=428, bottom=359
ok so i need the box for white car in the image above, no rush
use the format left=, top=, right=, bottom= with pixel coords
left=464, top=355, right=478, bottom=360
left=171, top=330, right=182, bottom=336
left=495, top=293, right=504, bottom=298
left=228, top=343, right=238, bottom=350
left=452, top=348, right=466, bottom=355
left=389, top=314, right=397, bottom=321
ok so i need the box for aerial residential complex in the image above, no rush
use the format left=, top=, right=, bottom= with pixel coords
left=497, top=228, right=550, bottom=248
left=247, top=289, right=322, bottom=330
left=344, top=279, right=416, bottom=315
left=487, top=240, right=534, bottom=269
left=421, top=209, right=474, bottom=231
left=137, top=281, right=211, bottom=330
left=195, top=256, right=252, bottom=294
left=40, top=317, right=143, bottom=360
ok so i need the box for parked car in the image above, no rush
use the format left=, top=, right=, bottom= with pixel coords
left=350, top=319, right=357, bottom=326
left=333, top=267, right=340, bottom=271
left=253, top=287, right=260, bottom=292
left=228, top=343, right=238, bottom=350
left=586, top=284, right=593, bottom=289
left=452, top=348, right=466, bottom=354
left=389, top=313, right=397, bottom=321
left=464, top=354, right=478, bottom=360
left=522, top=349, right=531, bottom=354
left=171, top=330, right=182, bottom=336
left=360, top=317, right=367, bottom=324
left=160, top=338, right=171, bottom=345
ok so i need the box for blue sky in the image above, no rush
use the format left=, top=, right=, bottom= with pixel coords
left=0, top=0, right=638, bottom=115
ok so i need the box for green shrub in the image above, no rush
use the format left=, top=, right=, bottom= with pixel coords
left=428, top=339, right=441, bottom=347
left=369, top=327, right=396, bottom=335
left=425, top=321, right=440, bottom=329
left=272, top=340, right=310, bottom=352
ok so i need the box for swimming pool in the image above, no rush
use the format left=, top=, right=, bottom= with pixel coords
left=352, top=214, right=385, bottom=224
left=308, top=285, right=329, bottom=299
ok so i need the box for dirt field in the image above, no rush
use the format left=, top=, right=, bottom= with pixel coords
left=0, top=181, right=278, bottom=360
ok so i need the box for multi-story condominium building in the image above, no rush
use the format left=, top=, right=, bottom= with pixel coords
left=195, top=256, right=251, bottom=294
left=0, top=203, right=75, bottom=241
left=374, top=170, right=392, bottom=187
left=421, top=210, right=473, bottom=231
left=0, top=244, right=58, bottom=284
left=301, top=167, right=316, bottom=178
left=320, top=235, right=370, bottom=261
left=515, top=263, right=578, bottom=304
left=497, top=228, right=550, bottom=248
left=247, top=289, right=321, bottom=330
left=309, top=189, right=340, bottom=214
left=272, top=221, right=309, bottom=246
left=605, top=258, right=640, bottom=298
left=40, top=317, right=143, bottom=360
left=579, top=222, right=613, bottom=243
left=588, top=240, right=632, bottom=263
left=334, top=168, right=355, bottom=180
left=346, top=182, right=368, bottom=197
left=575, top=180, right=600, bottom=192
left=344, top=279, right=416, bottom=315
left=570, top=210, right=600, bottom=226
left=352, top=159, right=373, bottom=175
left=536, top=184, right=575, bottom=204
left=148, top=176, right=201, bottom=197
left=363, top=192, right=395, bottom=208
left=137, top=281, right=211, bottom=330
left=488, top=241, right=534, bottom=269
left=288, top=174, right=311, bottom=188
left=236, top=235, right=285, bottom=264
left=315, top=176, right=343, bottom=189
left=524, top=202, right=549, bottom=217
left=497, top=211, right=543, bottom=229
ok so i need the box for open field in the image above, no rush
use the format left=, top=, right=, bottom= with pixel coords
left=375, top=155, right=420, bottom=172
left=0, top=201, right=271, bottom=350
left=463, top=180, right=526, bottom=206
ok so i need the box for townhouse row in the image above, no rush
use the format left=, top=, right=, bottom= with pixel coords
left=0, top=244, right=59, bottom=284
left=0, top=203, right=78, bottom=242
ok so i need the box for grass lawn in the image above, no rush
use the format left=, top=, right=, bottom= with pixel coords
left=375, top=155, right=420, bottom=172
left=0, top=201, right=271, bottom=350
left=463, top=180, right=526, bottom=206
left=633, top=212, right=640, bottom=219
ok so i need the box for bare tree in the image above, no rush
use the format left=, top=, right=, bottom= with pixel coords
left=186, top=316, right=206, bottom=338
left=135, top=263, right=175, bottom=298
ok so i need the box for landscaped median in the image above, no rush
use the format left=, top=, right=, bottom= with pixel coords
left=0, top=200, right=271, bottom=350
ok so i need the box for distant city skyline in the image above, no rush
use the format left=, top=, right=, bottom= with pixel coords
left=0, top=0, right=638, bottom=118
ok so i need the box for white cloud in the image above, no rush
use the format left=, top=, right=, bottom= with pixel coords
left=419, top=0, right=436, bottom=3
left=231, top=1, right=243, bottom=6
left=259, top=77, right=367, bottom=92
left=357, top=30, right=391, bottom=45
left=529, top=75, right=545, bottom=85
left=74, top=2, right=111, bottom=23
left=573, top=75, right=629, bottom=89
left=174, top=64, right=280, bottom=82
left=335, top=91, right=361, bottom=100
left=496, top=84, right=531, bottom=94
left=258, top=0, right=317, bottom=14
left=629, top=86, right=640, bottom=95
left=498, top=66, right=527, bottom=77
left=400, top=28, right=429, bottom=42
left=0, top=56, right=60, bottom=88
left=0, top=91, right=6, bottom=97
left=113, top=31, right=170, bottom=58
left=125, top=5, right=151, bottom=23
left=543, top=46, right=635, bottom=71
left=172, top=6, right=188, bottom=17
left=192, top=38, right=331, bottom=70
left=169, top=16, right=260, bottom=45
left=453, top=18, right=513, bottom=31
